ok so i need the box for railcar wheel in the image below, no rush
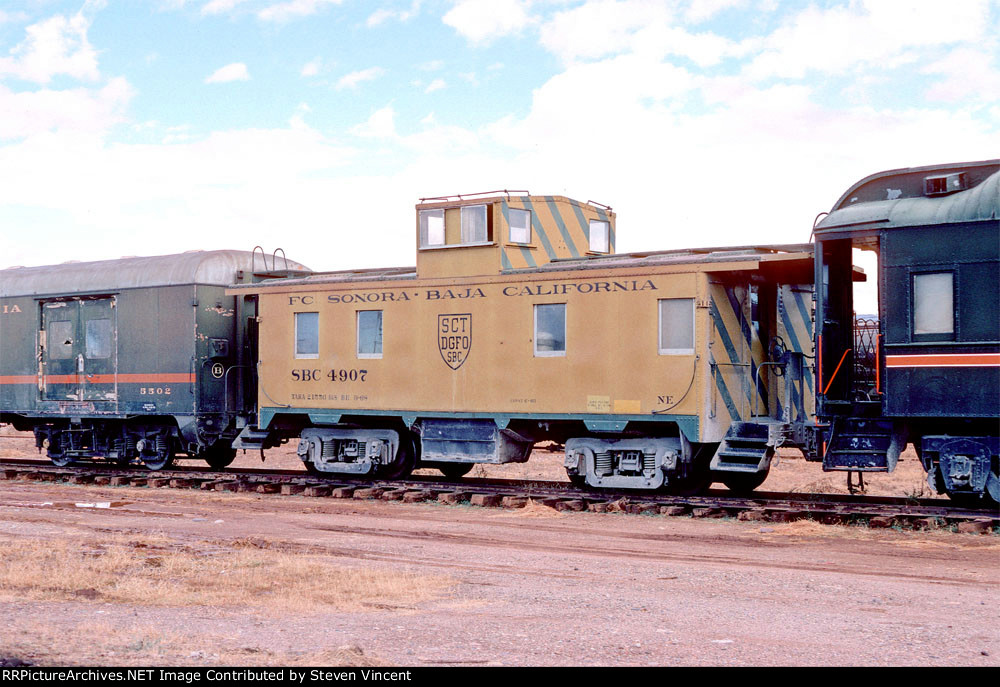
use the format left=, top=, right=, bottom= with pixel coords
left=666, top=473, right=710, bottom=496
left=49, top=452, right=74, bottom=468
left=200, top=443, right=237, bottom=470
left=378, top=435, right=416, bottom=480
left=945, top=491, right=986, bottom=508
left=437, top=463, right=474, bottom=479
left=567, top=473, right=587, bottom=489
left=718, top=470, right=769, bottom=495
left=44, top=435, right=73, bottom=467
left=140, top=436, right=174, bottom=471
left=143, top=452, right=174, bottom=471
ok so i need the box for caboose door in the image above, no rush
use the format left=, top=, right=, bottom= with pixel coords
left=40, top=297, right=117, bottom=402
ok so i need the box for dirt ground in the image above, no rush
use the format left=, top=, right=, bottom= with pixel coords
left=1, top=429, right=998, bottom=667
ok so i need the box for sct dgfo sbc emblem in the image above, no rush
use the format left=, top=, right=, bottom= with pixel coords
left=438, top=313, right=471, bottom=370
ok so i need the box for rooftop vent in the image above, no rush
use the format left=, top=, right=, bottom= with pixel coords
left=924, top=172, right=968, bottom=197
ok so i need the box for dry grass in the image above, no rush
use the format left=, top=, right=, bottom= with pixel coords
left=0, top=533, right=452, bottom=612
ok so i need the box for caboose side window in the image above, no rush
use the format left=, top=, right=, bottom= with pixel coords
left=419, top=209, right=445, bottom=247
left=461, top=205, right=488, bottom=243
left=509, top=208, right=531, bottom=244
left=658, top=298, right=694, bottom=354
left=295, top=312, right=319, bottom=359
left=913, top=271, right=954, bottom=337
left=534, top=303, right=566, bottom=357
left=357, top=310, right=383, bottom=358
left=589, top=220, right=609, bottom=253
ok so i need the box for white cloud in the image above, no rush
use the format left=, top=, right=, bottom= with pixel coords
left=336, top=66, right=385, bottom=90
left=301, top=57, right=322, bottom=77
left=922, top=46, right=1000, bottom=103
left=0, top=10, right=30, bottom=25
left=201, top=0, right=251, bottom=14
left=367, top=1, right=421, bottom=27
left=538, top=0, right=751, bottom=67
left=0, top=77, right=132, bottom=140
left=443, top=0, right=534, bottom=44
left=205, top=62, right=250, bottom=83
left=0, top=10, right=101, bottom=84
left=256, top=0, right=344, bottom=22
left=424, top=78, right=445, bottom=93
left=352, top=105, right=397, bottom=138
left=684, top=0, right=749, bottom=24
left=745, top=0, right=991, bottom=80
left=0, top=119, right=362, bottom=270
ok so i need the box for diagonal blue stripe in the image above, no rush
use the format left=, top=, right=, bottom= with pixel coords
left=520, top=197, right=557, bottom=260
left=724, top=287, right=768, bottom=410
left=570, top=202, right=591, bottom=253
left=790, top=288, right=815, bottom=392
left=545, top=196, right=580, bottom=258
left=519, top=246, right=537, bottom=267
left=501, top=248, right=513, bottom=271
left=778, top=293, right=813, bottom=394
left=711, top=355, right=741, bottom=421
left=709, top=299, right=742, bottom=372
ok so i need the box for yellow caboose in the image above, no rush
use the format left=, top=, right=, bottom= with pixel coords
left=231, top=191, right=816, bottom=493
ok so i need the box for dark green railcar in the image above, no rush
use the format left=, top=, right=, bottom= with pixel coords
left=813, top=159, right=1000, bottom=504
left=0, top=250, right=308, bottom=469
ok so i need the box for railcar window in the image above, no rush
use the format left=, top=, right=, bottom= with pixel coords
left=48, top=320, right=74, bottom=360
left=461, top=205, right=488, bottom=243
left=357, top=310, right=383, bottom=358
left=295, top=312, right=319, bottom=359
left=419, top=209, right=445, bottom=247
left=659, top=298, right=695, bottom=354
left=589, top=220, right=609, bottom=253
left=85, top=319, right=112, bottom=359
left=913, top=272, right=954, bottom=336
left=534, top=303, right=566, bottom=357
left=509, top=208, right=531, bottom=244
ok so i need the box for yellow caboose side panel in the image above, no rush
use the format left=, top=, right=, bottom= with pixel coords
left=255, top=268, right=704, bottom=422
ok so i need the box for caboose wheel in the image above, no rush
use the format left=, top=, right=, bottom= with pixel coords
left=718, top=470, right=769, bottom=495
left=666, top=470, right=711, bottom=496
left=378, top=435, right=416, bottom=480
left=437, top=463, right=474, bottom=479
left=200, top=443, right=237, bottom=470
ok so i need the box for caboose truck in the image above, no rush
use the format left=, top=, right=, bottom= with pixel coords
left=232, top=192, right=823, bottom=493
left=0, top=250, right=309, bottom=470
left=813, top=160, right=1000, bottom=505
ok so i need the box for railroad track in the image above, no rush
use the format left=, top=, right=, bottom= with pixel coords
left=0, top=458, right=996, bottom=533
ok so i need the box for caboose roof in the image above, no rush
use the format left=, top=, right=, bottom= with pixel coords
left=0, top=250, right=310, bottom=298
left=230, top=243, right=820, bottom=292
left=815, top=159, right=1000, bottom=234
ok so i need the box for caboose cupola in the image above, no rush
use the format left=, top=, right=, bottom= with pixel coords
left=415, top=191, right=616, bottom=278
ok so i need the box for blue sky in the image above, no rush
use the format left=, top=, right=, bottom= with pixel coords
left=1, top=0, right=998, bottom=312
